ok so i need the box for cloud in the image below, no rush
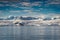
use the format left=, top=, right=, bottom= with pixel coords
left=20, top=2, right=31, bottom=6
left=0, top=1, right=9, bottom=3
left=9, top=10, right=21, bottom=13
left=0, top=11, right=2, bottom=13
left=0, top=1, right=42, bottom=9
left=0, top=4, right=4, bottom=6
left=0, top=1, right=60, bottom=15
left=45, top=0, right=60, bottom=4
left=23, top=10, right=32, bottom=12
left=31, top=2, right=42, bottom=6
left=18, top=2, right=42, bottom=7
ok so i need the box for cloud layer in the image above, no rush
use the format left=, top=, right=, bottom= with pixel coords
left=0, top=0, right=60, bottom=17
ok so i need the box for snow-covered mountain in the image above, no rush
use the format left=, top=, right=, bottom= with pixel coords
left=0, top=15, right=60, bottom=20
left=0, top=16, right=60, bottom=26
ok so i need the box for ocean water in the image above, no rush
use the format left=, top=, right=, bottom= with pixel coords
left=0, top=25, right=60, bottom=40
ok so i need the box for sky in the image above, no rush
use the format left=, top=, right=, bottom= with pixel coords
left=0, top=0, right=60, bottom=17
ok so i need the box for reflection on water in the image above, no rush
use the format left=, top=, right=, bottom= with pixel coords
left=0, top=26, right=60, bottom=40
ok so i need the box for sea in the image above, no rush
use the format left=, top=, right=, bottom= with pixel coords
left=0, top=25, right=60, bottom=40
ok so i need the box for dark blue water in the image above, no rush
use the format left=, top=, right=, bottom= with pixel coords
left=0, top=25, right=60, bottom=40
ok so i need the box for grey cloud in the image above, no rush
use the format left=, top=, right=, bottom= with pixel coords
left=45, top=0, right=60, bottom=4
